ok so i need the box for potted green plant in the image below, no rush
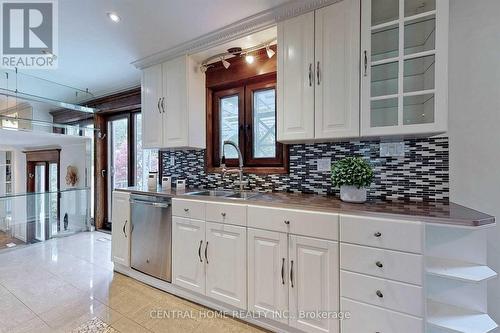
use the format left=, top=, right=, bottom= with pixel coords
left=331, top=157, right=374, bottom=203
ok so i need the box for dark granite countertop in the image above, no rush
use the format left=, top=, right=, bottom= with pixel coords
left=116, top=186, right=495, bottom=227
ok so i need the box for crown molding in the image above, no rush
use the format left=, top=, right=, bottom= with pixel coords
left=131, top=0, right=340, bottom=69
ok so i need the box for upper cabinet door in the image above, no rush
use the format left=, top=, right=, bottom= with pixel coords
left=141, top=64, right=163, bottom=148
left=361, top=0, right=448, bottom=136
left=289, top=235, right=339, bottom=333
left=314, top=0, right=360, bottom=139
left=163, top=56, right=189, bottom=148
left=247, top=228, right=288, bottom=324
left=277, top=12, right=315, bottom=142
left=111, top=191, right=130, bottom=267
left=205, top=222, right=247, bottom=309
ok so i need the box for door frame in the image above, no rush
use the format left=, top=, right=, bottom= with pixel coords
left=25, top=149, right=61, bottom=241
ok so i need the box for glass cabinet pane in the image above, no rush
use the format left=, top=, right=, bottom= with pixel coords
left=372, top=0, right=399, bottom=26
left=404, top=16, right=436, bottom=55
left=371, top=98, right=398, bottom=127
left=371, top=61, right=398, bottom=97
left=372, top=24, right=399, bottom=61
left=404, top=55, right=435, bottom=93
left=405, top=0, right=435, bottom=17
left=403, top=94, right=434, bottom=125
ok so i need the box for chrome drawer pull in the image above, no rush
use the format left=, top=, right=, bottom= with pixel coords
left=198, top=240, right=203, bottom=263
left=284, top=220, right=290, bottom=225
left=374, top=231, right=382, bottom=237
left=376, top=261, right=383, bottom=268
left=184, top=208, right=189, bottom=212
left=376, top=290, right=384, bottom=298
left=221, top=212, right=226, bottom=217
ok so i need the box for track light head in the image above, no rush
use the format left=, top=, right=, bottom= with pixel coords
left=266, top=45, right=275, bottom=58
left=221, top=57, right=230, bottom=69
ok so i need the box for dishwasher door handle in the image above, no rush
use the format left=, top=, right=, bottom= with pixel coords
left=131, top=201, right=170, bottom=209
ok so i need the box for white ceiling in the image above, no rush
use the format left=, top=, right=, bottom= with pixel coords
left=22, top=0, right=290, bottom=99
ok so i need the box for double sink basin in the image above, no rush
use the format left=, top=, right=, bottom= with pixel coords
left=186, top=190, right=260, bottom=200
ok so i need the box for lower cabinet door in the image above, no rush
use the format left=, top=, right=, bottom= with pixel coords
left=247, top=228, right=288, bottom=323
left=205, top=222, right=247, bottom=309
left=172, top=217, right=205, bottom=294
left=289, top=235, right=339, bottom=333
left=111, top=191, right=130, bottom=266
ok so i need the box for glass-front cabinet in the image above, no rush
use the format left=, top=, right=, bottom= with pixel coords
left=361, top=0, right=448, bottom=136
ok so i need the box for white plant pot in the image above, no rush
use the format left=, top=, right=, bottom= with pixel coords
left=340, top=185, right=367, bottom=203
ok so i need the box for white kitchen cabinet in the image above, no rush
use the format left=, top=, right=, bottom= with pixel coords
left=111, top=191, right=130, bottom=266
left=205, top=221, right=247, bottom=309
left=247, top=228, right=288, bottom=323
left=277, top=0, right=360, bottom=142
left=141, top=55, right=205, bottom=149
left=360, top=0, right=448, bottom=136
left=141, top=64, right=163, bottom=148
left=172, top=216, right=206, bottom=294
left=277, top=11, right=315, bottom=142
left=314, top=0, right=360, bottom=139
left=289, top=235, right=339, bottom=333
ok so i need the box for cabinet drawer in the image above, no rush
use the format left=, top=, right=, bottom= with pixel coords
left=341, top=298, right=423, bottom=333
left=206, top=202, right=247, bottom=226
left=340, top=215, right=423, bottom=253
left=341, top=271, right=423, bottom=317
left=341, top=243, right=423, bottom=285
left=248, top=205, right=338, bottom=240
left=172, top=199, right=205, bottom=220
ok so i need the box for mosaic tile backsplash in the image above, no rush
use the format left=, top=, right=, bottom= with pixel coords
left=160, top=137, right=449, bottom=201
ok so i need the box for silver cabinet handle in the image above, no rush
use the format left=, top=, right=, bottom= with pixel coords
left=308, top=63, right=313, bottom=86
left=198, top=240, right=203, bottom=263
left=281, top=258, right=285, bottom=285
left=122, top=220, right=127, bottom=238
left=157, top=97, right=161, bottom=113
left=364, top=50, right=368, bottom=77
left=374, top=231, right=382, bottom=237
left=376, top=290, right=384, bottom=298
left=316, top=61, right=320, bottom=85
left=205, top=241, right=209, bottom=264
left=161, top=97, right=165, bottom=113
left=290, top=260, right=294, bottom=288
left=376, top=261, right=383, bottom=268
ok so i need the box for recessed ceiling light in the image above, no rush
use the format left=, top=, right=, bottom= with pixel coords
left=245, top=54, right=255, bottom=64
left=107, top=12, right=121, bottom=23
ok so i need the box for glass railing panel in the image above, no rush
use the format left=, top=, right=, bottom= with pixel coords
left=0, top=188, right=90, bottom=251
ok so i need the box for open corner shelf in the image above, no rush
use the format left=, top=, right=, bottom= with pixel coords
left=427, top=300, right=498, bottom=333
left=426, top=257, right=497, bottom=283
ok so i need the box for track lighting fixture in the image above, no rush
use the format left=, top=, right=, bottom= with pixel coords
left=221, top=57, right=230, bottom=69
left=245, top=54, right=255, bottom=64
left=266, top=45, right=275, bottom=58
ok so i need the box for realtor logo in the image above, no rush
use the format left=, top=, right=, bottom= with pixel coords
left=1, top=0, right=58, bottom=69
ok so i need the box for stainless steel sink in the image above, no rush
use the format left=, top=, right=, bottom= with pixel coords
left=186, top=190, right=235, bottom=197
left=226, top=192, right=260, bottom=200
left=186, top=190, right=260, bottom=200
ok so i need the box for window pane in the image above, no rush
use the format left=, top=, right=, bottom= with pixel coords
left=135, top=113, right=158, bottom=188
left=220, top=95, right=239, bottom=159
left=372, top=0, right=399, bottom=26
left=253, top=89, right=276, bottom=158
left=111, top=118, right=128, bottom=189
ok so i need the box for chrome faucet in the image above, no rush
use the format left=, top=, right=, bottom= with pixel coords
left=221, top=140, right=244, bottom=192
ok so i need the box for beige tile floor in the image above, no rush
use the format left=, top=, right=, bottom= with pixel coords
left=0, top=232, right=267, bottom=333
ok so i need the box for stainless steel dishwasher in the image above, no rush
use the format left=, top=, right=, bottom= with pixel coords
left=130, top=194, right=172, bottom=282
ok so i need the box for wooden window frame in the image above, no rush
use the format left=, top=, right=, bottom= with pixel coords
left=206, top=74, right=288, bottom=175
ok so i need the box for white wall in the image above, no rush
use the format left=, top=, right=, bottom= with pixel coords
left=448, top=0, right=500, bottom=327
